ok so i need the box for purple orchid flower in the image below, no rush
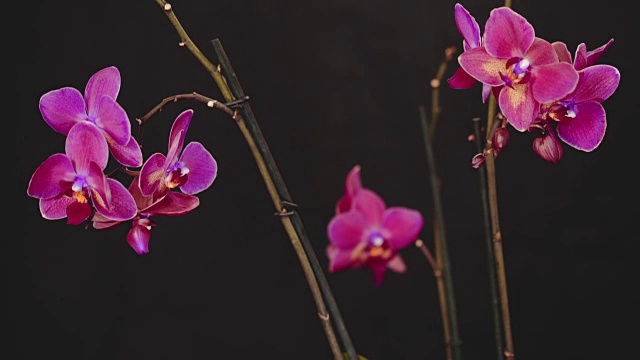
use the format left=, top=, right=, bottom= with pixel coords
left=530, top=39, right=620, bottom=161
left=335, top=165, right=363, bottom=214
left=139, top=109, right=218, bottom=198
left=27, top=122, right=137, bottom=225
left=457, top=6, right=579, bottom=132
left=447, top=3, right=493, bottom=102
left=39, top=66, right=143, bottom=167
left=327, top=178, right=423, bottom=286
left=92, top=175, right=200, bottom=255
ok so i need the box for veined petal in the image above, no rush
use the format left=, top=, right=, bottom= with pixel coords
left=86, top=161, right=111, bottom=210
left=107, top=134, right=143, bottom=168
left=573, top=43, right=588, bottom=71
left=127, top=224, right=151, bottom=255
left=91, top=211, right=123, bottom=229
left=447, top=66, right=477, bottom=89
left=168, top=109, right=193, bottom=159
left=94, top=95, right=131, bottom=145
left=531, top=62, right=579, bottom=103
left=40, top=194, right=75, bottom=220
left=39, top=87, right=87, bottom=135
left=93, top=178, right=136, bottom=221
left=454, top=3, right=480, bottom=48
left=352, top=189, right=386, bottom=228
left=144, top=192, right=199, bottom=215
left=556, top=101, right=606, bottom=152
left=66, top=122, right=109, bottom=173
left=165, top=130, right=184, bottom=172
left=27, top=154, right=75, bottom=199
left=572, top=65, right=620, bottom=103
left=526, top=38, right=559, bottom=66
left=498, top=84, right=537, bottom=132
left=586, top=38, right=614, bottom=66
left=140, top=153, right=167, bottom=196
left=552, top=41, right=572, bottom=64
left=178, top=142, right=217, bottom=195
left=327, top=211, right=367, bottom=249
left=458, top=47, right=506, bottom=86
left=386, top=254, right=407, bottom=273
left=380, top=207, right=424, bottom=249
left=85, top=66, right=121, bottom=118
left=484, top=7, right=534, bottom=58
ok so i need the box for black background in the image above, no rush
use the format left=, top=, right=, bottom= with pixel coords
left=12, top=1, right=638, bottom=359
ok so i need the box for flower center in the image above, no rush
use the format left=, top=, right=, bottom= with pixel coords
left=500, top=57, right=531, bottom=88
left=165, top=163, right=190, bottom=189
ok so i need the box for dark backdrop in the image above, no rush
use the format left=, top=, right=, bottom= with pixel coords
left=12, top=1, right=637, bottom=359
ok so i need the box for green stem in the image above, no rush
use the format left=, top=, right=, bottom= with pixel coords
left=153, top=1, right=356, bottom=359
left=419, top=104, right=462, bottom=360
left=472, top=117, right=504, bottom=360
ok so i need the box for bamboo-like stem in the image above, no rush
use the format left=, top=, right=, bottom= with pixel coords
left=485, top=94, right=515, bottom=359
left=471, top=118, right=504, bottom=360
left=419, top=102, right=462, bottom=360
left=153, top=2, right=356, bottom=359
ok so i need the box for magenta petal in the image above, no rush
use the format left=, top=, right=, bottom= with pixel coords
left=178, top=142, right=217, bottom=195
left=526, top=38, right=560, bottom=66
left=344, top=165, right=362, bottom=197
left=458, top=47, right=506, bottom=86
left=586, top=38, right=614, bottom=66
left=498, top=84, right=537, bottom=132
left=327, top=212, right=367, bottom=249
left=66, top=122, right=109, bottom=172
left=380, top=207, right=423, bottom=249
left=27, top=154, right=75, bottom=199
left=370, top=266, right=387, bottom=286
left=352, top=189, right=386, bottom=227
left=91, top=212, right=122, bottom=229
left=552, top=41, right=572, bottom=64
left=531, top=62, right=579, bottom=103
left=140, top=153, right=167, bottom=196
left=454, top=3, right=480, bottom=48
left=127, top=224, right=151, bottom=255
left=93, top=178, right=137, bottom=221
left=327, top=245, right=356, bottom=272
left=556, top=101, right=606, bottom=152
left=573, top=43, right=588, bottom=71
left=386, top=254, right=407, bottom=273
left=165, top=130, right=184, bottom=171
left=40, top=195, right=75, bottom=220
left=85, top=66, right=121, bottom=118
left=94, top=95, right=131, bottom=145
left=483, top=7, right=534, bottom=58
left=108, top=135, right=143, bottom=168
left=66, top=202, right=92, bottom=225
left=447, top=66, right=477, bottom=89
left=168, top=109, right=193, bottom=159
left=572, top=65, right=620, bottom=103
left=39, top=87, right=87, bottom=135
left=144, top=192, right=199, bottom=215
left=86, top=161, right=111, bottom=209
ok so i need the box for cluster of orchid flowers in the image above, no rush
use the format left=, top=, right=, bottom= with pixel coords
left=447, top=4, right=620, bottom=165
left=26, top=66, right=218, bottom=255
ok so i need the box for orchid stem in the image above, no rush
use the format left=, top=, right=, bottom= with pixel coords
left=472, top=117, right=504, bottom=360
left=419, top=100, right=462, bottom=360
left=154, top=1, right=356, bottom=359
left=485, top=94, right=515, bottom=359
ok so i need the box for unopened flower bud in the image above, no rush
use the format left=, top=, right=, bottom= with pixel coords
left=492, top=127, right=510, bottom=153
left=471, top=153, right=485, bottom=168
left=533, top=133, right=563, bottom=163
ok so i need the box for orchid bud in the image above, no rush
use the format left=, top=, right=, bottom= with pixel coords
left=533, top=133, right=563, bottom=163
left=492, top=127, right=510, bottom=153
left=471, top=153, right=486, bottom=168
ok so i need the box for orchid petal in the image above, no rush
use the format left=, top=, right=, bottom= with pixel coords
left=574, top=43, right=588, bottom=71
left=178, top=142, right=217, bottom=195
left=92, top=178, right=137, bottom=221
left=168, top=109, right=193, bottom=159
left=107, top=134, right=143, bottom=168
left=85, top=66, right=121, bottom=118
left=371, top=266, right=387, bottom=286
left=556, top=101, right=606, bottom=152
left=94, top=95, right=131, bottom=145
left=127, top=224, right=151, bottom=255
left=86, top=161, right=111, bottom=210
left=352, top=189, right=386, bottom=228
left=165, top=130, right=183, bottom=172
left=326, top=245, right=357, bottom=272
left=458, top=47, right=506, bottom=86
left=39, top=87, right=87, bottom=135
left=140, top=153, right=167, bottom=196
left=327, top=211, right=367, bottom=249
left=586, top=38, right=614, bottom=66
left=66, top=122, right=109, bottom=172
left=66, top=201, right=93, bottom=225
left=344, top=165, right=362, bottom=197
left=531, top=62, right=579, bottom=103
left=552, top=41, right=572, bottom=64
left=386, top=254, right=407, bottom=273
left=27, top=154, right=75, bottom=199
left=572, top=65, right=620, bottom=103
left=498, top=84, right=537, bottom=132
left=454, top=3, right=481, bottom=48
left=447, top=66, right=477, bottom=89
left=381, top=207, right=423, bottom=249
left=525, top=38, right=559, bottom=66
left=91, top=211, right=122, bottom=229
left=39, top=194, right=75, bottom=220
left=484, top=7, right=534, bottom=58
left=144, top=192, right=199, bottom=215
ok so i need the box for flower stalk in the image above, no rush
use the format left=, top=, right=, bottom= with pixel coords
left=153, top=1, right=357, bottom=359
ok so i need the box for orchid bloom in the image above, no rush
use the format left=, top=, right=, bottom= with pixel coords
left=27, top=122, right=137, bottom=225
left=39, top=66, right=143, bottom=167
left=92, top=175, right=200, bottom=255
left=327, top=180, right=423, bottom=286
left=457, top=6, right=579, bottom=132
left=139, top=109, right=218, bottom=198
left=531, top=40, right=620, bottom=161
left=447, top=3, right=492, bottom=102
left=335, top=165, right=363, bottom=214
